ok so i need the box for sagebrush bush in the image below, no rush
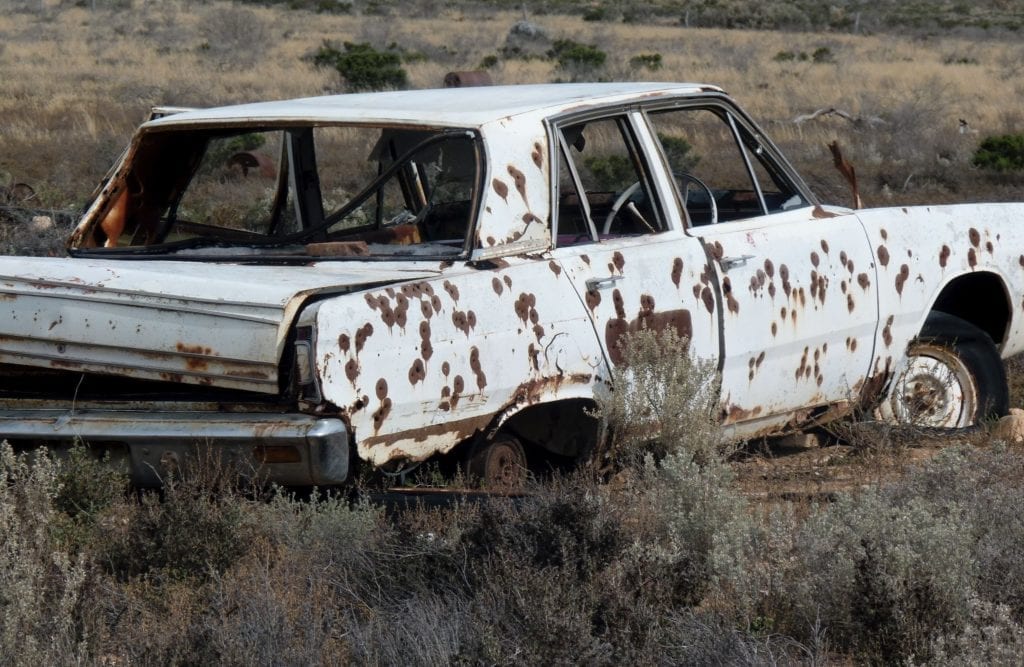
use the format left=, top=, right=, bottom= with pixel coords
left=0, top=443, right=96, bottom=666
left=593, top=327, right=722, bottom=472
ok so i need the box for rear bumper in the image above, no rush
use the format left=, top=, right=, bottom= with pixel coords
left=0, top=409, right=349, bottom=486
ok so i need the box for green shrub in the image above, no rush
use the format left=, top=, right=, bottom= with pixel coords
left=548, top=38, right=607, bottom=71
left=972, top=134, right=1024, bottom=172
left=312, top=41, right=408, bottom=92
left=479, top=54, right=499, bottom=69
left=582, top=154, right=635, bottom=192
left=629, top=52, right=663, bottom=71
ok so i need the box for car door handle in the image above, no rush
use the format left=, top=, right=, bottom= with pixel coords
left=720, top=254, right=755, bottom=271
left=586, top=275, right=624, bottom=291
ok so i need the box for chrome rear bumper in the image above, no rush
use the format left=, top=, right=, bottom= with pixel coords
left=0, top=409, right=349, bottom=486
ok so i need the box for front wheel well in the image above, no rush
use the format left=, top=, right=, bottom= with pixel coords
left=930, top=271, right=1010, bottom=345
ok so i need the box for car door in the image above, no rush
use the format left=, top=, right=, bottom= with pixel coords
left=643, top=102, right=879, bottom=436
left=548, top=110, right=721, bottom=384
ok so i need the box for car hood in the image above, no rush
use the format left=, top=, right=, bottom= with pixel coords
left=0, top=256, right=440, bottom=393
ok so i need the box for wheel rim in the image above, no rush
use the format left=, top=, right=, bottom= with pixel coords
left=479, top=439, right=526, bottom=489
left=887, top=343, right=978, bottom=428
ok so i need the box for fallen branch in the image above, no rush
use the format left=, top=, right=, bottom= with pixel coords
left=794, top=107, right=886, bottom=128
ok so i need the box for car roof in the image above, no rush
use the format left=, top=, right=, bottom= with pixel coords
left=144, top=82, right=725, bottom=130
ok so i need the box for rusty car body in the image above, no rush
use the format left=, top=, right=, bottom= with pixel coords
left=0, top=82, right=1020, bottom=485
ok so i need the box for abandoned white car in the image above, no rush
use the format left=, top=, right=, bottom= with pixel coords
left=0, top=82, right=1020, bottom=486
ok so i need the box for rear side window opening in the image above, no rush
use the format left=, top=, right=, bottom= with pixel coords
left=74, top=124, right=483, bottom=261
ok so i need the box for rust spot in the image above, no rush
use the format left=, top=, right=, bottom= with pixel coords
left=820, top=239, right=830, bottom=254
left=880, top=228, right=888, bottom=241
left=469, top=346, right=487, bottom=390
left=533, top=324, right=545, bottom=339
left=968, top=248, right=978, bottom=268
left=763, top=258, right=775, bottom=278
left=176, top=343, right=213, bottom=356
left=531, top=142, right=544, bottom=169
left=585, top=289, right=602, bottom=312
left=338, top=334, right=351, bottom=353
left=514, top=292, right=537, bottom=323
left=895, top=264, right=910, bottom=295
left=492, top=178, right=509, bottom=201
left=612, top=251, right=625, bottom=272
left=527, top=343, right=539, bottom=371
left=523, top=212, right=541, bottom=226
left=969, top=227, right=980, bottom=248
left=612, top=289, right=626, bottom=319
left=606, top=309, right=693, bottom=366
left=812, top=206, right=838, bottom=219
left=371, top=398, right=392, bottom=431
left=771, top=322, right=778, bottom=337
left=779, top=264, right=791, bottom=298
left=486, top=236, right=496, bottom=246
left=184, top=357, right=208, bottom=372
left=882, top=315, right=894, bottom=347
left=723, top=278, right=739, bottom=314
left=431, top=295, right=442, bottom=313
left=408, top=358, right=426, bottom=385
left=492, top=277, right=504, bottom=295
left=986, top=241, right=994, bottom=254
left=846, top=258, right=855, bottom=273
left=503, top=275, right=513, bottom=288
left=847, top=293, right=855, bottom=312
left=671, top=258, right=683, bottom=287
left=548, top=260, right=562, bottom=276
left=581, top=254, right=590, bottom=265
left=345, top=358, right=360, bottom=383
left=940, top=245, right=951, bottom=268
left=375, top=378, right=389, bottom=400
left=768, top=282, right=777, bottom=299
left=1019, top=254, right=1024, bottom=268
left=701, top=286, right=714, bottom=313
left=710, top=241, right=724, bottom=261
left=876, top=245, right=889, bottom=268
left=857, top=273, right=870, bottom=290
left=355, top=323, right=374, bottom=353
left=810, top=251, right=820, bottom=268
left=508, top=165, right=527, bottom=202
left=839, top=251, right=847, bottom=266
left=442, top=361, right=450, bottom=376
left=443, top=280, right=460, bottom=302
left=419, top=300, right=433, bottom=319
left=452, top=310, right=473, bottom=336
left=850, top=338, right=858, bottom=352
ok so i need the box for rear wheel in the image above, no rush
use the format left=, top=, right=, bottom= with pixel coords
left=467, top=434, right=527, bottom=489
left=879, top=313, right=1008, bottom=428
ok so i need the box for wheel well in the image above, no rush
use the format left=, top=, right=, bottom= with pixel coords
left=930, top=272, right=1010, bottom=345
left=498, top=398, right=601, bottom=459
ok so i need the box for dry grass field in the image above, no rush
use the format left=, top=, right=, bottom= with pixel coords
left=3, top=3, right=1024, bottom=664
left=1, top=1, right=1023, bottom=211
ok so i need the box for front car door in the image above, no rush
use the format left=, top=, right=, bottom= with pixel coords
left=642, top=99, right=879, bottom=437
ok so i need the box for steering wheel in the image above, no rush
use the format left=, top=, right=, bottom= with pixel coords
left=602, top=173, right=718, bottom=234
left=675, top=172, right=718, bottom=227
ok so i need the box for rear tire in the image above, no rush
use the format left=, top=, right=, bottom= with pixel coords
left=879, top=312, right=1008, bottom=428
left=467, top=434, right=527, bottom=489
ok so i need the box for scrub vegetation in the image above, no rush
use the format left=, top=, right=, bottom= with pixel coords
left=4, top=333, right=1024, bottom=663
left=3, top=1, right=1024, bottom=663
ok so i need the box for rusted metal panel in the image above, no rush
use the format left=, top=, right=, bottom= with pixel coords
left=0, top=256, right=440, bottom=393
left=311, top=256, right=602, bottom=467
left=856, top=204, right=1024, bottom=365
left=695, top=206, right=878, bottom=432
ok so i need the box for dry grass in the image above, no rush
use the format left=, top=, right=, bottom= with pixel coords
left=0, top=2, right=1022, bottom=211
